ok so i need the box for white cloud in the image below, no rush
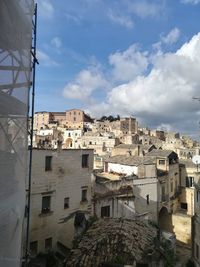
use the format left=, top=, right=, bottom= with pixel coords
left=181, top=0, right=200, bottom=4
left=51, top=37, right=62, bottom=49
left=65, top=13, right=83, bottom=24
left=109, top=45, right=149, bottom=82
left=63, top=69, right=108, bottom=99
left=152, top=28, right=181, bottom=52
left=161, top=28, right=181, bottom=45
left=127, top=0, right=165, bottom=18
left=89, top=33, right=200, bottom=134
left=108, top=9, right=134, bottom=29
left=37, top=0, right=54, bottom=19
left=37, top=49, right=59, bottom=66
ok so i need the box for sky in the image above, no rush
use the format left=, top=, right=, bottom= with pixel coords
left=35, top=0, right=200, bottom=139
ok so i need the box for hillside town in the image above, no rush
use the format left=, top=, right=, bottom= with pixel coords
left=27, top=108, right=200, bottom=266
left=2, top=1, right=200, bottom=267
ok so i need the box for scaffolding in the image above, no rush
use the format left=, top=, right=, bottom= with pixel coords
left=0, top=1, right=35, bottom=266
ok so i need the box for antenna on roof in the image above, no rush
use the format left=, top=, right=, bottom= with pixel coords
left=192, top=155, right=200, bottom=172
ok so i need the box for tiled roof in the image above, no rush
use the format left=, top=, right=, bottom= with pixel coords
left=105, top=155, right=155, bottom=166
left=146, top=149, right=176, bottom=157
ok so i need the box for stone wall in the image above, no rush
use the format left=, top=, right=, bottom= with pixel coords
left=172, top=212, right=192, bottom=245
left=30, top=149, right=93, bottom=253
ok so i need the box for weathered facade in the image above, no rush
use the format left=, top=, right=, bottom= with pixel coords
left=29, top=148, right=93, bottom=256
left=62, top=129, right=83, bottom=149
left=77, top=132, right=120, bottom=155
left=111, top=144, right=156, bottom=157
left=93, top=155, right=160, bottom=223
left=192, top=174, right=200, bottom=266
left=65, top=109, right=92, bottom=129
left=34, top=111, right=66, bottom=130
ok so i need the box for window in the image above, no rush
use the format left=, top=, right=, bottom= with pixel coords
left=82, top=154, right=89, bottom=168
left=89, top=141, right=92, bottom=145
left=186, top=176, right=194, bottom=188
left=64, top=197, right=69, bottom=209
left=101, top=206, right=110, bottom=218
left=159, top=159, right=165, bottom=165
left=181, top=202, right=187, bottom=210
left=171, top=182, right=173, bottom=193
left=197, top=191, right=200, bottom=203
left=45, top=156, right=52, bottom=171
left=74, top=111, right=76, bottom=115
left=45, top=237, right=52, bottom=250
left=196, top=243, right=199, bottom=259
left=30, top=241, right=38, bottom=256
left=74, top=117, right=76, bottom=121
left=146, top=194, right=150, bottom=205
left=175, top=180, right=178, bottom=191
left=42, top=196, right=51, bottom=213
left=81, top=189, right=87, bottom=202
left=161, top=186, right=165, bottom=201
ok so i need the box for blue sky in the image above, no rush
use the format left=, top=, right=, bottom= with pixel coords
left=35, top=0, right=200, bottom=138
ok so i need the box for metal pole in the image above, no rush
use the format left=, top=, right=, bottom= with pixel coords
left=24, top=3, right=38, bottom=266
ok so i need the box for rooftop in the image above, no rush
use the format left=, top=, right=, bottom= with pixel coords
left=114, top=144, right=139, bottom=149
left=146, top=149, right=176, bottom=157
left=179, top=159, right=197, bottom=168
left=95, top=171, right=125, bottom=181
left=105, top=155, right=155, bottom=166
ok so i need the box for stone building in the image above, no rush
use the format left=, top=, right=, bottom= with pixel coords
left=34, top=111, right=66, bottom=130
left=33, top=128, right=62, bottom=149
left=111, top=144, right=156, bottom=157
left=65, top=109, right=93, bottom=129
left=179, top=160, right=200, bottom=265
left=179, top=159, right=200, bottom=216
left=139, top=134, right=163, bottom=148
left=192, top=177, right=200, bottom=266
left=93, top=172, right=137, bottom=220
left=62, top=129, right=83, bottom=149
left=151, top=130, right=166, bottom=141
left=29, top=148, right=93, bottom=256
left=146, top=150, right=180, bottom=214
left=176, top=147, right=200, bottom=160
left=119, top=117, right=138, bottom=135
left=181, top=135, right=196, bottom=148
left=92, top=117, right=138, bottom=138
left=119, top=133, right=139, bottom=145
left=77, top=132, right=120, bottom=155
left=94, top=155, right=159, bottom=223
left=34, top=111, right=52, bottom=130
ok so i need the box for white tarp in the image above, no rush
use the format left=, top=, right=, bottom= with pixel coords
left=0, top=1, right=34, bottom=266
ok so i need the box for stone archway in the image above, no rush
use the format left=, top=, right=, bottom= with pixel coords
left=158, top=207, right=174, bottom=233
left=66, top=138, right=73, bottom=148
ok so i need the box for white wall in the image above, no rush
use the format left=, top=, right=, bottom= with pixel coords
left=133, top=178, right=158, bottom=222
left=108, top=162, right=138, bottom=176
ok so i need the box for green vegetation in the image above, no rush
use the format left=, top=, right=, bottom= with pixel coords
left=99, top=115, right=120, bottom=122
